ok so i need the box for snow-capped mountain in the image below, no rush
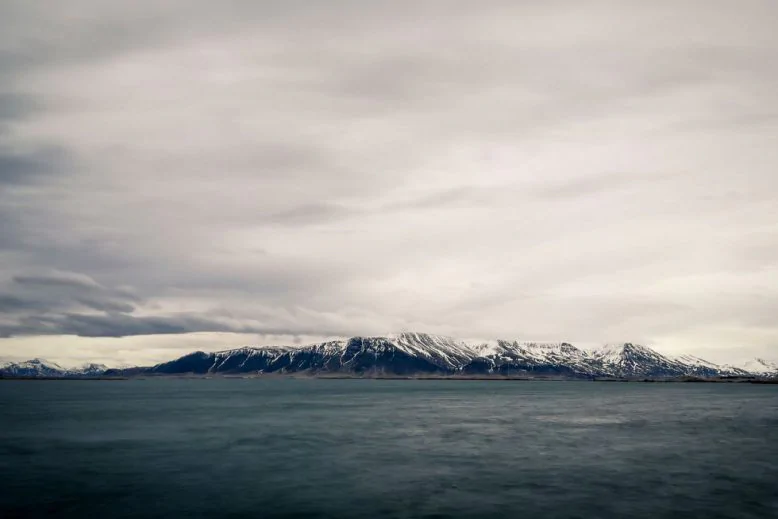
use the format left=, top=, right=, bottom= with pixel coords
left=75, top=363, right=110, bottom=376
left=0, top=359, right=109, bottom=378
left=590, top=343, right=692, bottom=377
left=0, top=358, right=68, bottom=377
left=588, top=344, right=752, bottom=378
left=4, top=333, right=777, bottom=379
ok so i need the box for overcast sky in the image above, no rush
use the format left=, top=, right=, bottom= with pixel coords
left=1, top=0, right=777, bottom=366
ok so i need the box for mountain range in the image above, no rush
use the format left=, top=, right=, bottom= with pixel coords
left=2, top=333, right=776, bottom=379
left=0, top=358, right=109, bottom=378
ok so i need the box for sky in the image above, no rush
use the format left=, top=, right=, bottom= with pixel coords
left=1, top=0, right=777, bottom=367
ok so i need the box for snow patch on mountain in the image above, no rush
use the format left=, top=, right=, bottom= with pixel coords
left=387, top=332, right=475, bottom=370
left=740, top=358, right=778, bottom=376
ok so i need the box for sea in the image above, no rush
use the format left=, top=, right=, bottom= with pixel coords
left=0, top=379, right=776, bottom=518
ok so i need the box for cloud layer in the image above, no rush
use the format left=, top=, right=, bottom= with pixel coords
left=1, top=0, right=777, bottom=365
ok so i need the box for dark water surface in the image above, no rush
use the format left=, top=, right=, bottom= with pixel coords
left=1, top=379, right=776, bottom=518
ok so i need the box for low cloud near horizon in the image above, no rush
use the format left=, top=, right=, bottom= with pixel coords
left=1, top=0, right=777, bottom=366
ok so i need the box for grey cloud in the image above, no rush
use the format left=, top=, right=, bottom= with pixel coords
left=13, top=271, right=102, bottom=289
left=267, top=185, right=529, bottom=228
left=267, top=203, right=356, bottom=226
left=0, top=92, right=43, bottom=122
left=0, top=294, right=44, bottom=313
left=18, top=313, right=240, bottom=338
left=530, top=172, right=681, bottom=200
left=534, top=172, right=632, bottom=200
left=0, top=312, right=350, bottom=339
left=386, top=187, right=488, bottom=211
left=0, top=270, right=141, bottom=330
left=0, top=208, right=26, bottom=250
left=0, top=146, right=68, bottom=185
left=74, top=297, right=136, bottom=314
left=0, top=3, right=202, bottom=75
left=0, top=292, right=134, bottom=315
left=263, top=187, right=504, bottom=228
left=664, top=112, right=778, bottom=134
left=0, top=145, right=74, bottom=251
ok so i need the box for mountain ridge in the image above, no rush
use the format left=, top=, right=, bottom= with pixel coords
left=2, top=333, right=774, bottom=379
